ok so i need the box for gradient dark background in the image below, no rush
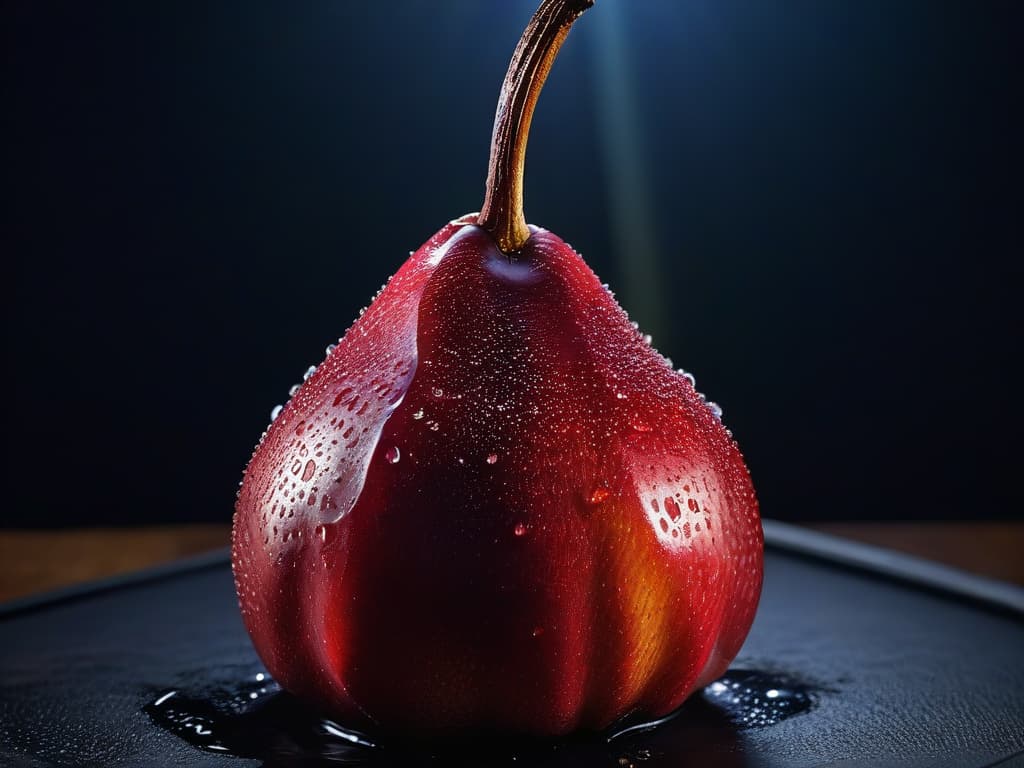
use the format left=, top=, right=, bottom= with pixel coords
left=4, top=1, right=1021, bottom=528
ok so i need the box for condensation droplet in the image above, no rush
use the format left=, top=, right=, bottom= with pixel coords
left=589, top=487, right=611, bottom=505
left=384, top=446, right=401, bottom=464
left=707, top=401, right=723, bottom=420
left=513, top=523, right=527, bottom=537
left=664, top=497, right=682, bottom=521
left=486, top=453, right=499, bottom=465
left=288, top=384, right=301, bottom=397
left=679, top=370, right=696, bottom=387
left=630, top=416, right=651, bottom=433
left=431, top=387, right=444, bottom=398
left=303, top=365, right=317, bottom=381
left=412, top=408, right=424, bottom=420
left=615, top=392, right=628, bottom=400
left=270, top=405, right=283, bottom=422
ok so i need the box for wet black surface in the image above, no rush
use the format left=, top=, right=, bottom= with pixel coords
left=1, top=545, right=1022, bottom=767
left=141, top=666, right=817, bottom=765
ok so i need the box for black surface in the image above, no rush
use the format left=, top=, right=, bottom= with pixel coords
left=1, top=528, right=1022, bottom=767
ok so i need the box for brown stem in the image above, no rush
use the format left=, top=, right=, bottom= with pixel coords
left=477, top=0, right=594, bottom=253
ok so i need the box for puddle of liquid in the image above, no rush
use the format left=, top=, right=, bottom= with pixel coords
left=144, top=668, right=819, bottom=766
left=700, top=669, right=814, bottom=728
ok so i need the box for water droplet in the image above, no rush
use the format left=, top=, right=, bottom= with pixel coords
left=588, top=487, right=611, bottom=505
left=630, top=416, right=651, bottom=433
left=616, top=392, right=628, bottom=400
left=412, top=408, right=424, bottom=420
left=513, top=523, right=527, bottom=537
left=288, top=384, right=301, bottom=397
left=303, top=365, right=317, bottom=381
left=486, top=453, right=498, bottom=465
left=384, top=446, right=400, bottom=464
left=325, top=343, right=337, bottom=355
left=270, top=405, right=283, bottom=422
left=707, top=401, right=723, bottom=420
left=642, top=334, right=653, bottom=345
left=679, top=370, right=696, bottom=387
left=431, top=387, right=444, bottom=398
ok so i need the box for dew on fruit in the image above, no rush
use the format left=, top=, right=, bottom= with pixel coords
left=664, top=497, right=681, bottom=521
left=384, top=446, right=401, bottom=464
left=513, top=522, right=527, bottom=537
left=270, top=404, right=283, bottom=422
left=630, top=416, right=651, bottom=433
left=486, top=453, right=499, bottom=465
left=325, top=343, right=336, bottom=355
left=288, top=384, right=301, bottom=397
left=412, top=408, right=424, bottom=419
left=678, top=370, right=696, bottom=387
left=707, top=401, right=723, bottom=420
left=589, top=487, right=611, bottom=505
left=303, top=365, right=317, bottom=381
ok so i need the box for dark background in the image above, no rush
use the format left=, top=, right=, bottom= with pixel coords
left=4, top=1, right=1021, bottom=528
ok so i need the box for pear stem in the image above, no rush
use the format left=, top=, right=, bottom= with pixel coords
left=478, top=0, right=594, bottom=254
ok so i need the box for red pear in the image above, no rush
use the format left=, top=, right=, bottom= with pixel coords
left=232, top=0, right=762, bottom=737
